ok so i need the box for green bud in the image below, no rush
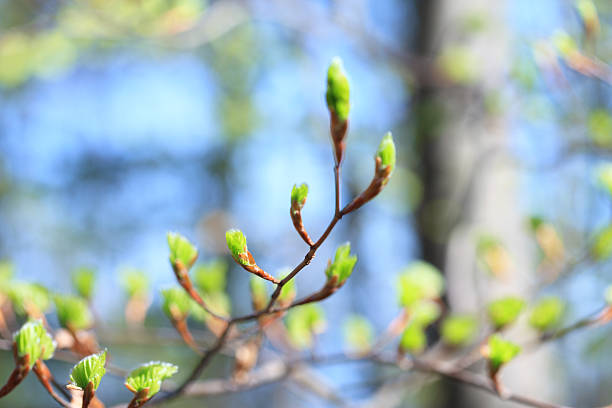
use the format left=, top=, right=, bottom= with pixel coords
left=291, top=183, right=309, bottom=209
left=72, top=267, right=96, bottom=300
left=120, top=268, right=149, bottom=298
left=286, top=304, right=326, bottom=350
left=193, top=260, right=228, bottom=294
left=167, top=232, right=198, bottom=269
left=343, top=315, right=374, bottom=352
left=588, top=109, right=612, bottom=147
left=441, top=315, right=478, bottom=347
left=69, top=350, right=107, bottom=391
left=592, top=225, right=612, bottom=260
left=161, top=287, right=192, bottom=320
left=14, top=322, right=41, bottom=366
left=397, top=261, right=444, bottom=307
left=8, top=282, right=50, bottom=316
left=486, top=334, right=520, bottom=371
left=529, top=297, right=565, bottom=332
left=376, top=132, right=396, bottom=174
left=399, top=324, right=426, bottom=354
left=125, top=361, right=178, bottom=398
left=325, top=243, right=357, bottom=285
left=487, top=296, right=525, bottom=329
left=54, top=295, right=94, bottom=330
left=225, top=229, right=249, bottom=265
left=411, top=300, right=441, bottom=327
left=325, top=57, right=350, bottom=121
left=278, top=271, right=296, bottom=304
left=250, top=276, right=268, bottom=308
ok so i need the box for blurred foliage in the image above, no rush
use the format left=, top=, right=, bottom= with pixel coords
left=397, top=261, right=444, bottom=307
left=286, top=304, right=326, bottom=350
left=487, top=297, right=526, bottom=329
left=54, top=294, right=94, bottom=330
left=343, top=315, right=374, bottom=353
left=441, top=315, right=478, bottom=347
left=486, top=335, right=521, bottom=371
left=72, top=267, right=97, bottom=300
left=529, top=297, right=565, bottom=332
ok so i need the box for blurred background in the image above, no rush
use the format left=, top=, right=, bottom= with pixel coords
left=1, top=0, right=612, bottom=407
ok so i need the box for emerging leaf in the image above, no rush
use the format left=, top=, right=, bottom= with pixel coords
left=487, top=296, right=525, bottom=329
left=343, top=315, right=374, bottom=352
left=13, top=320, right=55, bottom=367
left=54, top=295, right=94, bottom=330
left=441, top=315, right=478, bottom=347
left=8, top=282, right=50, bottom=316
left=325, top=57, right=350, bottom=121
left=485, top=334, right=521, bottom=371
left=476, top=235, right=510, bottom=277
left=190, top=291, right=231, bottom=322
left=325, top=243, right=357, bottom=286
left=249, top=276, right=268, bottom=311
left=291, top=183, right=309, bottom=210
left=193, top=260, right=228, bottom=295
left=167, top=232, right=198, bottom=269
left=69, top=350, right=107, bottom=391
left=161, top=287, right=191, bottom=321
left=278, top=270, right=296, bottom=305
left=376, top=132, right=396, bottom=174
left=125, top=361, right=178, bottom=398
left=286, top=304, right=326, bottom=350
left=529, top=297, right=565, bottom=332
left=592, top=225, right=612, bottom=260
left=588, top=109, right=612, bottom=147
left=225, top=229, right=250, bottom=266
left=397, top=261, right=444, bottom=307
left=72, top=267, right=96, bottom=300
left=410, top=300, right=442, bottom=327
left=120, top=268, right=149, bottom=298
left=399, top=324, right=426, bottom=354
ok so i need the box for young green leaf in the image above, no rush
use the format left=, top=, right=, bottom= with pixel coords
left=14, top=322, right=41, bottom=367
left=441, top=315, right=478, bottom=347
left=291, top=183, right=309, bottom=210
left=250, top=276, right=268, bottom=311
left=325, top=243, right=357, bottom=286
left=487, top=296, right=526, bottom=329
left=485, top=334, right=521, bottom=371
left=125, top=361, right=178, bottom=398
left=167, top=232, right=198, bottom=269
left=592, top=225, right=612, bottom=260
left=161, top=287, right=192, bottom=321
left=190, top=291, right=231, bottom=322
left=278, top=271, right=297, bottom=305
left=397, top=261, right=444, bottom=307
left=72, top=267, right=96, bottom=300
left=120, top=268, right=149, bottom=298
left=376, top=132, right=396, bottom=175
left=343, top=315, right=374, bottom=352
left=410, top=300, right=442, bottom=327
left=69, top=350, right=107, bottom=391
left=193, top=260, right=228, bottom=294
left=588, top=109, right=612, bottom=147
left=399, top=323, right=426, bottom=354
left=286, top=304, right=326, bottom=350
left=597, top=163, right=612, bottom=197
left=54, top=295, right=94, bottom=330
left=325, top=57, right=350, bottom=121
left=225, top=229, right=249, bottom=265
left=529, top=297, right=565, bottom=332
left=8, top=282, right=50, bottom=316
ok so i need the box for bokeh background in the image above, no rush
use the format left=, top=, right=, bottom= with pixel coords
left=1, top=0, right=612, bottom=407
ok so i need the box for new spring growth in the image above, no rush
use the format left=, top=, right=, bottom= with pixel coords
left=226, top=229, right=279, bottom=283
left=343, top=132, right=396, bottom=214
left=166, top=232, right=214, bottom=313
left=290, top=183, right=313, bottom=246
left=482, top=334, right=520, bottom=395
left=0, top=320, right=56, bottom=399
left=325, top=243, right=357, bottom=288
left=55, top=295, right=94, bottom=331
left=326, top=57, right=350, bottom=164
left=487, top=296, right=525, bottom=330
left=250, top=276, right=268, bottom=312
left=125, top=361, right=178, bottom=407
left=69, top=350, right=106, bottom=408
left=161, top=287, right=199, bottom=352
